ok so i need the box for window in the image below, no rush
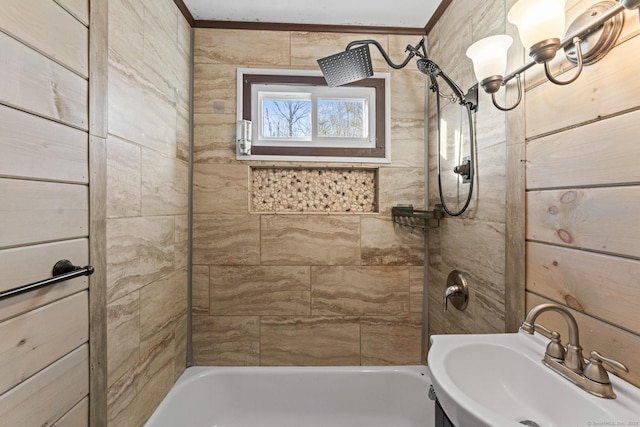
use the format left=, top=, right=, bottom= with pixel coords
left=238, top=69, right=390, bottom=163
left=260, top=93, right=312, bottom=141
left=317, top=98, right=368, bottom=138
left=253, top=85, right=374, bottom=148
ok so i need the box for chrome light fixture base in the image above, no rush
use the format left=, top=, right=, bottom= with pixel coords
left=480, top=75, right=503, bottom=94
left=529, top=38, right=561, bottom=63
left=622, top=0, right=640, bottom=10
left=564, top=1, right=624, bottom=66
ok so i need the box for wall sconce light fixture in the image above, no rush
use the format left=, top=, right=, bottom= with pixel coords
left=468, top=0, right=639, bottom=111
left=466, top=35, right=522, bottom=111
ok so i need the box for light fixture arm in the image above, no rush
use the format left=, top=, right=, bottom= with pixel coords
left=491, top=74, right=523, bottom=112
left=544, top=37, right=584, bottom=85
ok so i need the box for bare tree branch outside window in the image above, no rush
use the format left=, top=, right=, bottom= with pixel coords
left=318, top=99, right=365, bottom=138
left=261, top=97, right=367, bottom=142
left=263, top=100, right=311, bottom=138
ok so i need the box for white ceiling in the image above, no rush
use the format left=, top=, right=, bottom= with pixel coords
left=183, top=0, right=443, bottom=29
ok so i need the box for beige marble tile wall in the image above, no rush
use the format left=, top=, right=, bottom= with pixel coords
left=192, top=29, right=427, bottom=366
left=105, top=0, right=191, bottom=425
left=426, top=0, right=509, bottom=336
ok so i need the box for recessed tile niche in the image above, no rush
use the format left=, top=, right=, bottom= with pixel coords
left=251, top=167, right=378, bottom=213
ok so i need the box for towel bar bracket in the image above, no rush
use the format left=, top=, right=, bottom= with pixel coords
left=52, top=259, right=93, bottom=276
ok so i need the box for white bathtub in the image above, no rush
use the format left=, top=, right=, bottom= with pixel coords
left=145, top=365, right=435, bottom=427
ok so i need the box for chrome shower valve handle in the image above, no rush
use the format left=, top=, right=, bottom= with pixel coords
left=443, top=270, right=469, bottom=312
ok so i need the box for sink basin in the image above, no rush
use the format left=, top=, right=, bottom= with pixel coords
left=428, top=332, right=640, bottom=427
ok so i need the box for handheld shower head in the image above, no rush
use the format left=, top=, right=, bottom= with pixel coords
left=417, top=58, right=470, bottom=106
left=416, top=58, right=442, bottom=77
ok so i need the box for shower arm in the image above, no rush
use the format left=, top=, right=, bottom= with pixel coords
left=345, top=39, right=426, bottom=70
left=345, top=39, right=477, bottom=111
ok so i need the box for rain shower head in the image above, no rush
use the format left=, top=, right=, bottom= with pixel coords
left=317, top=44, right=374, bottom=87
left=318, top=39, right=421, bottom=87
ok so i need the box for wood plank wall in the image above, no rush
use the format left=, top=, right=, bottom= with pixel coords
left=0, top=0, right=92, bottom=424
left=524, top=0, right=640, bottom=387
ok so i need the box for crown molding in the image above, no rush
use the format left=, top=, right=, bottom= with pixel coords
left=174, top=0, right=452, bottom=35
left=192, top=20, right=426, bottom=35
left=424, top=0, right=452, bottom=35
left=173, top=0, right=195, bottom=26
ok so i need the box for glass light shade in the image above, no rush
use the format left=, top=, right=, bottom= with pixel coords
left=466, top=35, right=513, bottom=82
left=508, top=0, right=567, bottom=48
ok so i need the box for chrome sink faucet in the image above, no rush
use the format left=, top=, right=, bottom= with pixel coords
left=521, top=303, right=629, bottom=399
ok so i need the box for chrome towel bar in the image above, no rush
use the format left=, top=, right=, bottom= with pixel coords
left=0, top=259, right=94, bottom=301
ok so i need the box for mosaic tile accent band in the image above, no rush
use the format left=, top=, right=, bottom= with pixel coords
left=252, top=168, right=377, bottom=213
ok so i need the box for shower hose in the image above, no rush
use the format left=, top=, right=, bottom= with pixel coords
left=431, top=75, right=476, bottom=217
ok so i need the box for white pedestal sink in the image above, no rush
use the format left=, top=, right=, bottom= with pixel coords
left=428, top=332, right=640, bottom=427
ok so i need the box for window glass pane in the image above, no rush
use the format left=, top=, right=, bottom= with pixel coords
left=317, top=99, right=367, bottom=138
left=262, top=99, right=312, bottom=139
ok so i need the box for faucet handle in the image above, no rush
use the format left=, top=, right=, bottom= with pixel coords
left=583, top=351, right=629, bottom=384
left=532, top=324, right=566, bottom=360
left=520, top=322, right=553, bottom=336
left=532, top=323, right=554, bottom=339
left=545, top=330, right=566, bottom=361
